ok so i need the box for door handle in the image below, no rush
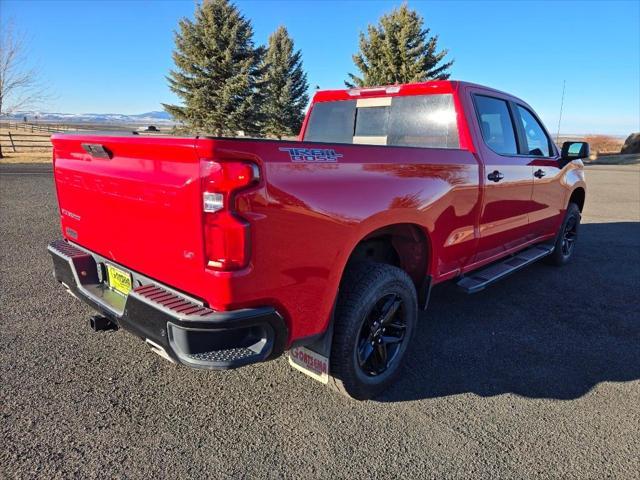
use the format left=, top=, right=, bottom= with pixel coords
left=534, top=169, right=546, bottom=178
left=487, top=170, right=504, bottom=182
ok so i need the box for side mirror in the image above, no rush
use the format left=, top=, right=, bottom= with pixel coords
left=561, top=141, right=590, bottom=161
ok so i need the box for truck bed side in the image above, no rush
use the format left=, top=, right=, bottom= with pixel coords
left=200, top=138, right=481, bottom=341
left=52, top=134, right=481, bottom=343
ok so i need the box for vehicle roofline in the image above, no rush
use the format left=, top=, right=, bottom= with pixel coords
left=310, top=80, right=531, bottom=109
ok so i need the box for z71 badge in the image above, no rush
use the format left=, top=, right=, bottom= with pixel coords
left=279, top=147, right=343, bottom=163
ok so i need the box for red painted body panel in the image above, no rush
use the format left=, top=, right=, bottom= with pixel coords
left=50, top=80, right=585, bottom=345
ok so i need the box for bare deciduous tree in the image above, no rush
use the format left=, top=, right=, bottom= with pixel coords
left=0, top=22, right=49, bottom=117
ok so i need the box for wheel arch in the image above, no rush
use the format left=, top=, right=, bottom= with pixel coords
left=340, top=222, right=432, bottom=308
left=569, top=186, right=586, bottom=212
left=296, top=222, right=432, bottom=357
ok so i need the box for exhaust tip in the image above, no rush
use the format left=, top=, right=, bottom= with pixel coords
left=89, top=315, right=117, bottom=332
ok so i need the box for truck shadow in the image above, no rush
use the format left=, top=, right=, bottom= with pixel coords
left=378, top=222, right=640, bottom=403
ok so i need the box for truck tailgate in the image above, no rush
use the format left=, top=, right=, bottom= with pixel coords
left=51, top=134, right=205, bottom=294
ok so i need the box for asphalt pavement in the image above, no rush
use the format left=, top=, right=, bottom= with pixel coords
left=1, top=163, right=638, bottom=479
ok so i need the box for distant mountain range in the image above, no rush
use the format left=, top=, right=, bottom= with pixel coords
left=3, top=110, right=175, bottom=124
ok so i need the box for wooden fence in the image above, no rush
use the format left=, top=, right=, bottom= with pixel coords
left=0, top=123, right=57, bottom=158
left=0, top=121, right=173, bottom=158
left=0, top=121, right=79, bottom=133
left=0, top=131, right=51, bottom=152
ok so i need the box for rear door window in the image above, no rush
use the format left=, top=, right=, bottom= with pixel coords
left=474, top=95, right=518, bottom=155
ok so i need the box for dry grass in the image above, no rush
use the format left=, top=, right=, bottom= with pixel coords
left=0, top=128, right=51, bottom=164
left=584, top=135, right=624, bottom=155
left=0, top=128, right=52, bottom=163
left=557, top=134, right=624, bottom=155
left=0, top=127, right=51, bottom=136
left=0, top=150, right=52, bottom=163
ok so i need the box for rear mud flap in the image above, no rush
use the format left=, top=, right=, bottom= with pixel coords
left=288, top=347, right=329, bottom=384
left=288, top=317, right=334, bottom=384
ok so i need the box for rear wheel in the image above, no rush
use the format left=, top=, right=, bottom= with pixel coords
left=329, top=261, right=417, bottom=400
left=547, top=202, right=581, bottom=266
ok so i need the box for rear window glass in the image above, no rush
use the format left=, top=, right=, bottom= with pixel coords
left=303, top=94, right=460, bottom=149
left=388, top=95, right=459, bottom=148
left=355, top=107, right=389, bottom=137
left=303, top=100, right=356, bottom=143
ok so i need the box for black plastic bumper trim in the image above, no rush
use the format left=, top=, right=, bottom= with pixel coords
left=48, top=239, right=287, bottom=369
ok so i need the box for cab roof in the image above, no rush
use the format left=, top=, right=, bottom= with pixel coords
left=311, top=80, right=514, bottom=103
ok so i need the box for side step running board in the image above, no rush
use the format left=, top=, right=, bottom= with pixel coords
left=457, top=245, right=554, bottom=294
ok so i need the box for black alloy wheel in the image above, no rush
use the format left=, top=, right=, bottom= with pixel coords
left=561, top=215, right=578, bottom=257
left=356, top=293, right=407, bottom=376
left=329, top=261, right=417, bottom=400
left=547, top=202, right=581, bottom=266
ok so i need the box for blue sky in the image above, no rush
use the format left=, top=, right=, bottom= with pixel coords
left=2, top=0, right=638, bottom=135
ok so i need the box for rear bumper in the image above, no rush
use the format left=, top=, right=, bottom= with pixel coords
left=48, top=240, right=287, bottom=369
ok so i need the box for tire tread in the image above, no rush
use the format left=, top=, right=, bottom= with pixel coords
left=328, top=261, right=417, bottom=400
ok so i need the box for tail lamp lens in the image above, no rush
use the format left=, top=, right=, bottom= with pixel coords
left=201, top=161, right=258, bottom=197
left=204, top=212, right=250, bottom=270
left=201, top=160, right=259, bottom=271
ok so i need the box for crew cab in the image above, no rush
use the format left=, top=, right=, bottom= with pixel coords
left=48, top=81, right=588, bottom=399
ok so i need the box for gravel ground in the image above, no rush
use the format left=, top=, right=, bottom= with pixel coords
left=1, top=164, right=638, bottom=479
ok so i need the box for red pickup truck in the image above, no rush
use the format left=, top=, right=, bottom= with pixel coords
left=48, top=81, right=588, bottom=399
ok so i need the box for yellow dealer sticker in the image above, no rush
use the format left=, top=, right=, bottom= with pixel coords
left=106, top=264, right=132, bottom=296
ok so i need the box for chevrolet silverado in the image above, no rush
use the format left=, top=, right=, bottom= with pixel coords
left=48, top=81, right=588, bottom=399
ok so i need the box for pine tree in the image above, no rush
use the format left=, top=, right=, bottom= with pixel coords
left=346, top=4, right=453, bottom=88
left=163, top=0, right=263, bottom=136
left=259, top=26, right=309, bottom=138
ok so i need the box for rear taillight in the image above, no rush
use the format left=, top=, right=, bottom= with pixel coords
left=201, top=160, right=259, bottom=270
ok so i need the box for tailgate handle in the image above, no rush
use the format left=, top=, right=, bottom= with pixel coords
left=81, top=143, right=112, bottom=159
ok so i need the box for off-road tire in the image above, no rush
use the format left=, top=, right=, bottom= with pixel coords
left=546, top=202, right=581, bottom=266
left=329, top=261, right=417, bottom=400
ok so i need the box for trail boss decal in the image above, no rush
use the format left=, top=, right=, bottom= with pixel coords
left=279, top=147, right=343, bottom=163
